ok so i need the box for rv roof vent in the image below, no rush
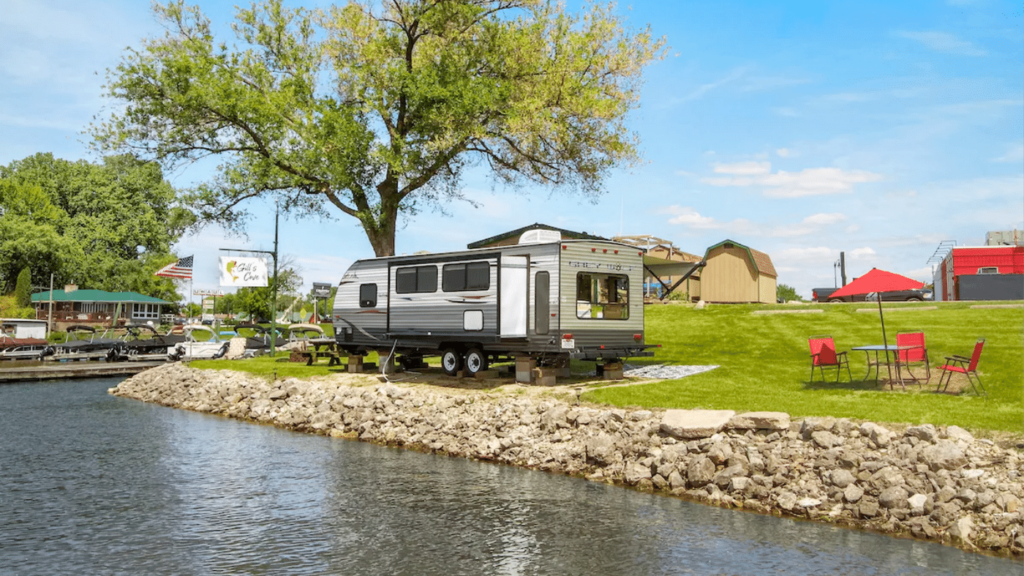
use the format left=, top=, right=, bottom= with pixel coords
left=519, top=229, right=561, bottom=244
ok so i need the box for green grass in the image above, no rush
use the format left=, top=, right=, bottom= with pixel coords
left=584, top=301, right=1024, bottom=433
left=191, top=350, right=380, bottom=379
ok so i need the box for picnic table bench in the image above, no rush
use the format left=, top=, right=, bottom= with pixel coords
left=297, top=339, right=342, bottom=366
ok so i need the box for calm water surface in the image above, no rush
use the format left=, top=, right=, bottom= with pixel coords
left=1, top=377, right=1019, bottom=575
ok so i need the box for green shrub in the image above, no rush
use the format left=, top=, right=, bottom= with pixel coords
left=15, top=267, right=31, bottom=307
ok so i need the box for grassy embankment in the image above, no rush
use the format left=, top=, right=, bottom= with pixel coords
left=586, top=301, right=1023, bottom=433
left=193, top=301, right=1023, bottom=433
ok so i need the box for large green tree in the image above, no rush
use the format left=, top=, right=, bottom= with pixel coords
left=0, top=154, right=189, bottom=298
left=94, top=0, right=664, bottom=256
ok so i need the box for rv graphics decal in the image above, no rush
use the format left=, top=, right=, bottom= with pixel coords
left=568, top=261, right=638, bottom=272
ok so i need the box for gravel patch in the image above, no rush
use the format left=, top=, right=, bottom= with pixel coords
left=622, top=364, right=719, bottom=380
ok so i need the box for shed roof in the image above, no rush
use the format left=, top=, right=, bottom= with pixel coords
left=31, top=289, right=171, bottom=305
left=705, top=239, right=777, bottom=278
left=467, top=223, right=605, bottom=249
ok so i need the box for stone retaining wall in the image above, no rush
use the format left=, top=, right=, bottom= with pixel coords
left=111, top=364, right=1024, bottom=557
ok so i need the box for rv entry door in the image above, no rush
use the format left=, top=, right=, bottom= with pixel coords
left=500, top=256, right=528, bottom=338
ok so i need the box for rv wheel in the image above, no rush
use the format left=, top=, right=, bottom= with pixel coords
left=441, top=348, right=462, bottom=376
left=464, top=348, right=488, bottom=376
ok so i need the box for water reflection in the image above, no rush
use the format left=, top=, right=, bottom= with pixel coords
left=0, top=378, right=1017, bottom=575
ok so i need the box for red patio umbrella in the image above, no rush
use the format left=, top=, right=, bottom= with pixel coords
left=829, top=268, right=925, bottom=350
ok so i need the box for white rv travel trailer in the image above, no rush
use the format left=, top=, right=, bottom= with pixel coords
left=332, top=237, right=665, bottom=376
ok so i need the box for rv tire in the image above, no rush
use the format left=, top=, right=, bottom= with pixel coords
left=464, top=348, right=488, bottom=376
left=441, top=348, right=462, bottom=376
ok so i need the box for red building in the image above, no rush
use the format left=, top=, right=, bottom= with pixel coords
left=933, top=246, right=1024, bottom=301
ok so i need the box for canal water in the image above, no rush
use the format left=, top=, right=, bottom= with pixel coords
left=1, top=378, right=1018, bottom=575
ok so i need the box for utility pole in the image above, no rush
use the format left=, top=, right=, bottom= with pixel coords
left=840, top=252, right=847, bottom=287
left=47, top=273, right=54, bottom=336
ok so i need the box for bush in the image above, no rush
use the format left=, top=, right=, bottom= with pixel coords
left=15, top=267, right=31, bottom=307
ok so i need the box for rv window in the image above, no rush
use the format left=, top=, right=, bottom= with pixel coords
left=535, top=271, right=550, bottom=335
left=466, top=262, right=489, bottom=290
left=395, top=265, right=438, bottom=293
left=576, top=273, right=629, bottom=320
left=418, top=266, right=437, bottom=292
left=359, top=284, right=377, bottom=308
left=977, top=267, right=999, bottom=275
left=442, top=261, right=490, bottom=292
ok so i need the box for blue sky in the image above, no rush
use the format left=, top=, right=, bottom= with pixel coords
left=1, top=0, right=1021, bottom=299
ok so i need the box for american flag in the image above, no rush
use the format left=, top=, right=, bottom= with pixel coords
left=155, top=255, right=194, bottom=280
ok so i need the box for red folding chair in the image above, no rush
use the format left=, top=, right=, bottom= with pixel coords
left=937, top=339, right=986, bottom=396
left=809, top=335, right=852, bottom=383
left=896, top=331, right=930, bottom=385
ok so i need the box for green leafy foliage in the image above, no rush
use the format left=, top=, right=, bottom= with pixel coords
left=14, top=267, right=31, bottom=307
left=0, top=153, right=188, bottom=299
left=234, top=267, right=303, bottom=321
left=94, top=0, right=665, bottom=256
left=776, top=283, right=802, bottom=302
left=0, top=294, right=34, bottom=319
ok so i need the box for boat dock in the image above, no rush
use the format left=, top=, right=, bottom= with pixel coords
left=0, top=361, right=165, bottom=383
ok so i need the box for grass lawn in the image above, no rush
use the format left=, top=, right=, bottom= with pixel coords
left=585, top=301, right=1023, bottom=433
left=191, top=350, right=380, bottom=380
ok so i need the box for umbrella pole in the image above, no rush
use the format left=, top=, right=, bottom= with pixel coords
left=879, top=296, right=892, bottom=386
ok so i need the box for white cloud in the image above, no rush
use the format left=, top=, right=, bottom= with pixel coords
left=773, top=107, right=799, bottom=117
left=664, top=206, right=728, bottom=229
left=663, top=207, right=849, bottom=238
left=849, top=247, right=877, bottom=260
left=702, top=161, right=883, bottom=198
left=776, top=148, right=792, bottom=158
left=712, top=161, right=771, bottom=175
left=902, top=266, right=935, bottom=283
left=802, top=213, right=846, bottom=226
left=896, top=31, right=987, bottom=57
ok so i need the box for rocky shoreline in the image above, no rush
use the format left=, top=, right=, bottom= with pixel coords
left=111, top=363, right=1023, bottom=558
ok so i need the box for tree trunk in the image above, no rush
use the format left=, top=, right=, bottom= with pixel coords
left=362, top=207, right=398, bottom=257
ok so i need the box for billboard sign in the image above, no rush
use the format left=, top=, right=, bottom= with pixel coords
left=312, top=282, right=332, bottom=298
left=219, top=257, right=269, bottom=287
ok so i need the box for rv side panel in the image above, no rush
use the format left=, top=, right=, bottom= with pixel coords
left=558, top=243, right=645, bottom=349
left=333, top=260, right=389, bottom=346
left=388, top=255, right=500, bottom=337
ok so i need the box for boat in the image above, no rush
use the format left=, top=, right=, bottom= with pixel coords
left=44, top=325, right=123, bottom=360
left=0, top=323, right=49, bottom=360
left=167, top=325, right=229, bottom=361
left=287, top=323, right=334, bottom=348
left=109, top=324, right=178, bottom=361
left=233, top=323, right=285, bottom=354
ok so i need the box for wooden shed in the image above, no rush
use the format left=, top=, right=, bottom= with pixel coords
left=700, top=239, right=777, bottom=303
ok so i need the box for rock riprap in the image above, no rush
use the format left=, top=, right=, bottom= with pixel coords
left=111, top=364, right=1024, bottom=557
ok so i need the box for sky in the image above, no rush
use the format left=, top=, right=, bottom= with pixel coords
left=1, top=0, right=1021, bottom=300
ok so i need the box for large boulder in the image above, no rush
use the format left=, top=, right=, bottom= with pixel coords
left=879, top=486, right=910, bottom=509
left=945, top=425, right=974, bottom=443
left=905, top=424, right=937, bottom=443
left=687, top=457, right=716, bottom=487
left=660, top=410, right=736, bottom=439
left=859, top=422, right=894, bottom=447
left=728, top=411, right=790, bottom=431
left=920, top=441, right=967, bottom=471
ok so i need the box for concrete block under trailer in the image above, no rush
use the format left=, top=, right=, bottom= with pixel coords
left=331, top=240, right=659, bottom=375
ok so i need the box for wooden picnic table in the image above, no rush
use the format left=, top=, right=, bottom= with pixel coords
left=298, top=338, right=342, bottom=366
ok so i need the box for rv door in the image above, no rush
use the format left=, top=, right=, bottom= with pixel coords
left=500, top=256, right=528, bottom=338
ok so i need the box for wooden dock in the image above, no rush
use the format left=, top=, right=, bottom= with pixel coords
left=0, top=361, right=165, bottom=383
